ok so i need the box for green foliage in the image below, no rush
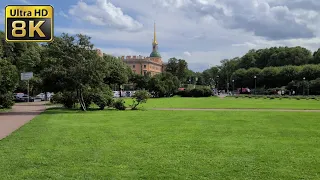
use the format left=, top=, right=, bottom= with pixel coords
left=103, top=55, right=131, bottom=86
left=130, top=90, right=150, bottom=110
left=0, top=93, right=14, bottom=109
left=113, top=99, right=126, bottom=110
left=148, top=72, right=180, bottom=97
left=179, top=87, right=213, bottom=97
left=91, top=87, right=114, bottom=110
left=50, top=92, right=63, bottom=104
left=165, top=57, right=188, bottom=81
left=0, top=59, right=19, bottom=108
left=130, top=74, right=150, bottom=90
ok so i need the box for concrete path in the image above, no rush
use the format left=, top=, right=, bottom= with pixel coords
left=151, top=108, right=320, bottom=112
left=0, top=101, right=46, bottom=140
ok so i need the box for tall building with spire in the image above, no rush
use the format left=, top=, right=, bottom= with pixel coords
left=119, top=22, right=165, bottom=76
left=150, top=22, right=161, bottom=58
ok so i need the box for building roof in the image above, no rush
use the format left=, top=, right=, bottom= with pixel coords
left=150, top=51, right=161, bottom=58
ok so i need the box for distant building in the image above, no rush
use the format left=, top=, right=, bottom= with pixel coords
left=96, top=49, right=103, bottom=57
left=121, top=23, right=165, bottom=76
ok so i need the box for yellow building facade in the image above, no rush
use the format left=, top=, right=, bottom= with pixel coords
left=121, top=23, right=165, bottom=76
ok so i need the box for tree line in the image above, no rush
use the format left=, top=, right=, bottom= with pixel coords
left=164, top=46, right=320, bottom=95
left=0, top=31, right=183, bottom=110
left=1, top=30, right=320, bottom=110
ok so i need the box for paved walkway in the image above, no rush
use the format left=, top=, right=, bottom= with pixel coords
left=152, top=108, right=320, bottom=112
left=0, top=101, right=47, bottom=140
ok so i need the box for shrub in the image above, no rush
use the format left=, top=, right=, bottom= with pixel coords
left=130, top=90, right=150, bottom=110
left=92, top=93, right=114, bottom=110
left=50, top=92, right=63, bottom=104
left=190, top=88, right=204, bottom=97
left=180, top=87, right=212, bottom=97
left=202, top=87, right=213, bottom=97
left=61, top=91, right=77, bottom=108
left=113, top=99, right=126, bottom=110
left=0, top=93, right=14, bottom=109
left=51, top=91, right=77, bottom=108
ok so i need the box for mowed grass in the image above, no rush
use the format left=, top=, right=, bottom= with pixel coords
left=1, top=109, right=320, bottom=179
left=125, top=96, right=320, bottom=109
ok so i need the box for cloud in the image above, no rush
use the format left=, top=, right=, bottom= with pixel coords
left=183, top=51, right=192, bottom=56
left=0, top=10, right=4, bottom=24
left=158, top=0, right=315, bottom=40
left=68, top=0, right=143, bottom=31
left=20, top=0, right=31, bottom=4
left=98, top=47, right=145, bottom=57
left=54, top=0, right=320, bottom=72
left=58, top=11, right=68, bottom=18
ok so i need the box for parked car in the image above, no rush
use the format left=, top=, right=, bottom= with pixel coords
left=35, top=92, right=54, bottom=101
left=113, top=91, right=120, bottom=98
left=20, top=95, right=35, bottom=102
left=13, top=93, right=26, bottom=102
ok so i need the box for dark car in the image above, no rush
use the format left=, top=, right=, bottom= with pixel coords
left=20, top=95, right=35, bottom=102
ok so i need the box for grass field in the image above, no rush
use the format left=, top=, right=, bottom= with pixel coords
left=124, top=96, right=320, bottom=110
left=1, top=109, right=320, bottom=179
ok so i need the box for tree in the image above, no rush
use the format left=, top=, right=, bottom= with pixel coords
left=148, top=72, right=180, bottom=97
left=310, top=78, right=320, bottom=95
left=103, top=55, right=131, bottom=96
left=165, top=57, right=188, bottom=81
left=41, top=34, right=108, bottom=111
left=0, top=59, right=19, bottom=108
left=259, top=67, right=280, bottom=88
left=130, top=74, right=150, bottom=90
left=202, top=66, right=219, bottom=86
left=130, top=90, right=150, bottom=110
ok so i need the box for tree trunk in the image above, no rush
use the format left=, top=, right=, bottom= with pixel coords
left=119, top=84, right=122, bottom=97
left=77, top=89, right=86, bottom=111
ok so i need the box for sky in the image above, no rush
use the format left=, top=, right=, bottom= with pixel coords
left=1, top=0, right=320, bottom=72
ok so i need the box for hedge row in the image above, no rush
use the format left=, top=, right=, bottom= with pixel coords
left=227, top=94, right=320, bottom=100
left=176, top=87, right=213, bottom=97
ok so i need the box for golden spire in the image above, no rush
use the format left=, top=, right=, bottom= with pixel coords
left=153, top=22, right=158, bottom=45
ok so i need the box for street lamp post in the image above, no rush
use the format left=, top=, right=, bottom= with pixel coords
left=216, top=75, right=219, bottom=95
left=227, top=82, right=229, bottom=94
left=254, top=76, right=257, bottom=95
left=232, top=79, right=235, bottom=95
left=194, top=77, right=198, bottom=89
left=303, top=77, right=306, bottom=96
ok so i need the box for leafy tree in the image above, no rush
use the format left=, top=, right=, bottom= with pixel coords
left=0, top=59, right=19, bottom=108
left=202, top=66, right=219, bottom=86
left=148, top=72, right=180, bottom=97
left=165, top=57, right=188, bottom=81
left=130, top=74, right=150, bottom=90
left=309, top=78, right=320, bottom=95
left=130, top=90, right=150, bottom=110
left=259, top=67, right=280, bottom=88
left=41, top=34, right=108, bottom=111
left=103, top=55, right=131, bottom=96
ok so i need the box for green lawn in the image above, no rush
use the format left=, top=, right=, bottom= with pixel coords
left=1, top=109, right=320, bottom=179
left=125, top=96, right=320, bottom=109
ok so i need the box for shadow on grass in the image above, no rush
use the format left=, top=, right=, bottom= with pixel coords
left=0, top=110, right=44, bottom=116
left=42, top=106, right=148, bottom=115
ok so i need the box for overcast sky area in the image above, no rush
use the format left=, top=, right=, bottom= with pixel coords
left=1, top=0, right=320, bottom=72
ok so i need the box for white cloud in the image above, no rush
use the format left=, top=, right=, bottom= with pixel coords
left=0, top=10, right=4, bottom=24
left=183, top=51, right=192, bottom=56
left=58, top=11, right=68, bottom=18
left=20, top=0, right=31, bottom=4
left=98, top=47, right=145, bottom=57
left=68, top=0, right=143, bottom=31
left=54, top=0, right=320, bottom=72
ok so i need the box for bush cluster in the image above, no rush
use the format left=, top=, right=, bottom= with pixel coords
left=0, top=93, right=14, bottom=109
left=227, top=94, right=319, bottom=101
left=177, top=87, right=213, bottom=97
